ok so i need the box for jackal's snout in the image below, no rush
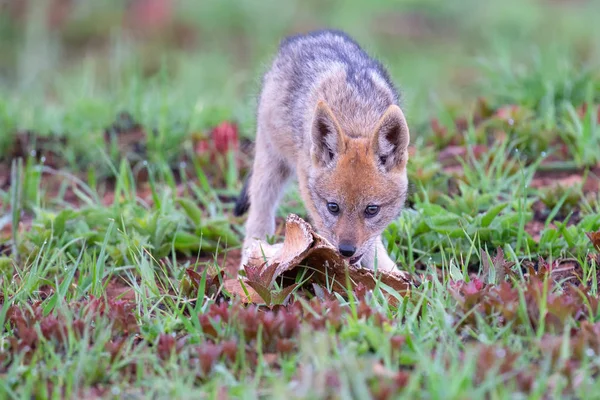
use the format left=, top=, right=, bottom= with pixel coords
left=338, top=241, right=357, bottom=257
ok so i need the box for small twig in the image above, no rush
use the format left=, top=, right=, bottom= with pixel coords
left=536, top=161, right=583, bottom=173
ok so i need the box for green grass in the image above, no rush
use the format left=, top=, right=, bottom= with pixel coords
left=2, top=0, right=600, bottom=398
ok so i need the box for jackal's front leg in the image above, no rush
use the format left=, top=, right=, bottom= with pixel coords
left=361, top=235, right=397, bottom=272
left=240, top=142, right=291, bottom=270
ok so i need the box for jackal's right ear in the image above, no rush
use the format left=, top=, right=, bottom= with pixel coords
left=371, top=104, right=410, bottom=171
left=311, top=101, right=345, bottom=167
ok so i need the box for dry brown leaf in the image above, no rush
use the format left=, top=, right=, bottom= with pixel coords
left=586, top=231, right=600, bottom=252
left=222, top=278, right=264, bottom=304
left=551, top=259, right=583, bottom=285
left=226, top=214, right=415, bottom=304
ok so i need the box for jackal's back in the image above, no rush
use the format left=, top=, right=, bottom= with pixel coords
left=261, top=29, right=400, bottom=144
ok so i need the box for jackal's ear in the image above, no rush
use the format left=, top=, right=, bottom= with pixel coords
left=372, top=104, right=410, bottom=171
left=311, top=101, right=345, bottom=166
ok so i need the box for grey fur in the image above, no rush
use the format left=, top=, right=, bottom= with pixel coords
left=239, top=29, right=410, bottom=272
left=272, top=29, right=400, bottom=143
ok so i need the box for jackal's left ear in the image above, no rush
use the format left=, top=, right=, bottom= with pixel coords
left=372, top=104, right=410, bottom=171
left=311, top=101, right=345, bottom=167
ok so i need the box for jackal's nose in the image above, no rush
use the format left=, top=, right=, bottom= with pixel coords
left=338, top=242, right=356, bottom=257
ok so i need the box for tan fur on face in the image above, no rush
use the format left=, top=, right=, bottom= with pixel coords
left=309, top=136, right=408, bottom=253
left=332, top=138, right=404, bottom=206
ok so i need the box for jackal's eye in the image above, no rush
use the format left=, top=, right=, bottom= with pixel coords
left=365, top=205, right=380, bottom=217
left=327, top=202, right=340, bottom=215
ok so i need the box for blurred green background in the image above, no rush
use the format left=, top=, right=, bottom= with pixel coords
left=0, top=0, right=598, bottom=141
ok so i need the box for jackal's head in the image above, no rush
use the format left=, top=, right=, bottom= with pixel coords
left=306, top=100, right=410, bottom=266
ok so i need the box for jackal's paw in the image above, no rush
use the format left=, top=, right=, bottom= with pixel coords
left=238, top=237, right=255, bottom=272
left=239, top=252, right=249, bottom=272
left=362, top=253, right=397, bottom=272
left=376, top=259, right=398, bottom=272
left=238, top=239, right=282, bottom=271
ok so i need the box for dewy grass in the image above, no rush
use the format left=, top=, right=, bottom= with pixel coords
left=2, top=1, right=600, bottom=398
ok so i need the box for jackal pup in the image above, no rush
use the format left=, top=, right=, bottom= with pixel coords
left=234, top=29, right=410, bottom=272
